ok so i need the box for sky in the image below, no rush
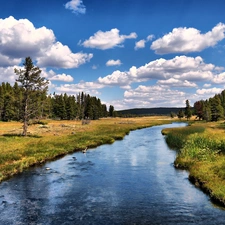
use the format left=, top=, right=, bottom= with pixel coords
left=1, top=0, right=225, bottom=110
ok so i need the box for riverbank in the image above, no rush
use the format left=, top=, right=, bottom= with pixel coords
left=0, top=117, right=172, bottom=183
left=162, top=121, right=225, bottom=207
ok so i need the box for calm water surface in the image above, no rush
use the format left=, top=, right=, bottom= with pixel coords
left=0, top=123, right=225, bottom=225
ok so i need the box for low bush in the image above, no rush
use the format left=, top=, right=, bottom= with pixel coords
left=165, top=125, right=205, bottom=149
left=168, top=122, right=225, bottom=205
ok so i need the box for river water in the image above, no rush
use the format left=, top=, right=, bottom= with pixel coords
left=0, top=123, right=225, bottom=225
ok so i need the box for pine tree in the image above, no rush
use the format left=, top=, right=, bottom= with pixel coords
left=109, top=105, right=114, bottom=117
left=193, top=100, right=204, bottom=120
left=2, top=93, right=15, bottom=121
left=203, top=100, right=211, bottom=121
left=170, top=112, right=176, bottom=118
left=53, top=94, right=66, bottom=120
left=13, top=82, right=23, bottom=120
left=184, top=99, right=192, bottom=120
left=14, top=57, right=49, bottom=136
left=0, top=86, right=5, bottom=120
left=45, top=95, right=53, bottom=118
left=65, top=94, right=77, bottom=120
left=80, top=92, right=85, bottom=119
left=69, top=95, right=77, bottom=119
left=101, top=104, right=108, bottom=117
left=210, top=95, right=224, bottom=121
left=177, top=109, right=184, bottom=120
left=85, top=94, right=93, bottom=119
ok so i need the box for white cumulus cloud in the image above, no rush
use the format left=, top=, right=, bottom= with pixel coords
left=0, top=54, right=21, bottom=67
left=98, top=70, right=130, bottom=86
left=55, top=81, right=104, bottom=96
left=65, top=0, right=86, bottom=14
left=98, top=56, right=216, bottom=87
left=151, top=23, right=225, bottom=54
left=134, top=34, right=154, bottom=50
left=122, top=85, right=187, bottom=108
left=47, top=70, right=74, bottom=82
left=37, top=42, right=93, bottom=69
left=111, top=84, right=221, bottom=110
left=135, top=40, right=146, bottom=50
left=213, top=72, right=225, bottom=84
left=0, top=16, right=55, bottom=59
left=196, top=87, right=223, bottom=95
left=81, top=28, right=137, bottom=50
left=203, top=83, right=212, bottom=88
left=0, top=16, right=93, bottom=69
left=106, top=59, right=122, bottom=66
left=147, top=35, right=154, bottom=41
left=157, top=78, right=197, bottom=88
left=0, top=66, right=18, bottom=84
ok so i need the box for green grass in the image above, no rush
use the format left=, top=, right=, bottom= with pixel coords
left=163, top=125, right=205, bottom=149
left=164, top=121, right=225, bottom=206
left=0, top=117, right=172, bottom=182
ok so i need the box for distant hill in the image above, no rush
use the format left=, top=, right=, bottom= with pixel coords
left=117, top=107, right=183, bottom=116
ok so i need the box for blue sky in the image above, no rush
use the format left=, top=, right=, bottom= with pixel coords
left=1, top=0, right=225, bottom=110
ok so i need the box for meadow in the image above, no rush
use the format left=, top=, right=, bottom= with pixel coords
left=3, top=116, right=225, bottom=207
left=0, top=116, right=171, bottom=182
left=162, top=121, right=225, bottom=206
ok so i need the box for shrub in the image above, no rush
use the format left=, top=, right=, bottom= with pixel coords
left=165, top=125, right=205, bottom=149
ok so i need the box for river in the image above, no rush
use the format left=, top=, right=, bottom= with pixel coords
left=0, top=123, right=225, bottom=225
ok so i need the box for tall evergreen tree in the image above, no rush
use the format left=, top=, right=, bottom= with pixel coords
left=53, top=94, right=66, bottom=120
left=203, top=100, right=212, bottom=121
left=85, top=94, right=93, bottom=119
left=184, top=99, right=192, bottom=120
left=177, top=109, right=184, bottom=120
left=0, top=86, right=5, bottom=121
left=210, top=95, right=224, bottom=121
left=2, top=93, right=15, bottom=121
left=45, top=95, right=53, bottom=118
left=109, top=105, right=114, bottom=117
left=14, top=57, right=49, bottom=136
left=193, top=100, right=204, bottom=120
left=13, top=82, right=23, bottom=120
left=65, top=94, right=77, bottom=120
left=101, top=104, right=108, bottom=117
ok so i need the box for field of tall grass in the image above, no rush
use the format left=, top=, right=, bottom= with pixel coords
left=0, top=116, right=171, bottom=182
left=163, top=121, right=225, bottom=206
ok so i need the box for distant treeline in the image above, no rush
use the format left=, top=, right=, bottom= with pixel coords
left=0, top=82, right=115, bottom=121
left=193, top=90, right=225, bottom=121
left=118, top=89, right=225, bottom=122
left=117, top=107, right=181, bottom=117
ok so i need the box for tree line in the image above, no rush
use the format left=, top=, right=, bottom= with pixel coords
left=193, top=91, right=225, bottom=121
left=0, top=57, right=115, bottom=135
left=0, top=82, right=115, bottom=121
left=174, top=91, right=225, bottom=122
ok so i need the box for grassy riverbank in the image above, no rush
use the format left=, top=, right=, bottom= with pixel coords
left=162, top=121, right=225, bottom=206
left=0, top=116, right=171, bottom=182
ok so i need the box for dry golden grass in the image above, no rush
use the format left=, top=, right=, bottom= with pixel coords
left=0, top=116, right=172, bottom=182
left=1, top=117, right=171, bottom=136
left=0, top=121, right=22, bottom=135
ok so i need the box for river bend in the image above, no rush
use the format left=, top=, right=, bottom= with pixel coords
left=0, top=123, right=225, bottom=224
